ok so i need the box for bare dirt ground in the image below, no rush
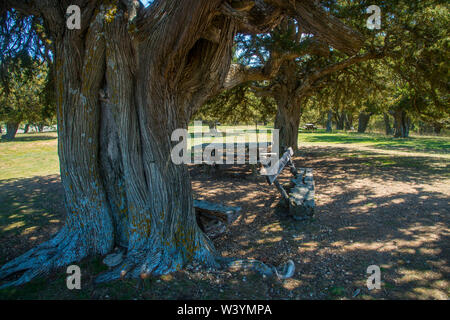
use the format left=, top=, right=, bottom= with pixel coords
left=0, top=144, right=448, bottom=299
left=191, top=144, right=449, bottom=299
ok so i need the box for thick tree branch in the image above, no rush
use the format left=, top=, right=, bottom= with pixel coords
left=220, top=0, right=283, bottom=34
left=296, top=50, right=385, bottom=98
left=223, top=34, right=329, bottom=91
left=223, top=50, right=297, bottom=90
left=1, top=0, right=39, bottom=16
left=266, top=0, right=364, bottom=55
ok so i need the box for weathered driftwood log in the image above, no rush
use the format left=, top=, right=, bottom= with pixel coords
left=194, top=200, right=242, bottom=238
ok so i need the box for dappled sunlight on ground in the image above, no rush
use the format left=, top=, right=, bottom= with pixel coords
left=190, top=142, right=449, bottom=299
left=0, top=131, right=448, bottom=299
left=0, top=175, right=64, bottom=265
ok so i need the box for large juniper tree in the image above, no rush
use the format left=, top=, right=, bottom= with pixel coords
left=0, top=0, right=363, bottom=287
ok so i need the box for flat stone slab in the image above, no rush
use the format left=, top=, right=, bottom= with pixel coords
left=103, top=252, right=124, bottom=267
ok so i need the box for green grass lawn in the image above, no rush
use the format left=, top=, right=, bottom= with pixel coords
left=297, top=129, right=450, bottom=154
left=1, top=129, right=449, bottom=182
left=0, top=132, right=60, bottom=181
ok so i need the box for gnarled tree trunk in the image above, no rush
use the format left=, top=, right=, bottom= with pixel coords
left=272, top=61, right=302, bottom=151
left=393, top=109, right=411, bottom=138
left=383, top=113, right=393, bottom=136
left=0, top=0, right=234, bottom=287
left=326, top=110, right=333, bottom=133
left=1, top=122, right=19, bottom=141
left=357, top=112, right=372, bottom=133
left=0, top=0, right=364, bottom=288
left=274, top=97, right=301, bottom=151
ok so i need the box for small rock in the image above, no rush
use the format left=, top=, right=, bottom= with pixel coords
left=103, top=252, right=123, bottom=267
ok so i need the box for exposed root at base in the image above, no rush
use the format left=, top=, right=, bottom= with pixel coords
left=95, top=240, right=218, bottom=284
left=1, top=235, right=295, bottom=288
left=217, top=257, right=296, bottom=280
left=0, top=227, right=107, bottom=289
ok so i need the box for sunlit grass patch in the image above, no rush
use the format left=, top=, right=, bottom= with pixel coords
left=0, top=132, right=59, bottom=181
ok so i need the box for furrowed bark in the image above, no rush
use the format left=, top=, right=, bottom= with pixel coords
left=274, top=99, right=301, bottom=151
left=0, top=6, right=115, bottom=288
left=96, top=4, right=229, bottom=280
left=271, top=59, right=302, bottom=151
left=265, top=0, right=364, bottom=55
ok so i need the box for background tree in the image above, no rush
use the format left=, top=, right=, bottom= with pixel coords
left=0, top=52, right=51, bottom=140
left=0, top=8, right=53, bottom=139
left=195, top=84, right=276, bottom=128
left=315, top=0, right=448, bottom=138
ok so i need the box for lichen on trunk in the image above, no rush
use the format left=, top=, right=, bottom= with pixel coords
left=0, top=0, right=235, bottom=287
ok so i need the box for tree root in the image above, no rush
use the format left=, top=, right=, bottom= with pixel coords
left=95, top=251, right=295, bottom=285
left=95, top=237, right=218, bottom=284
left=0, top=227, right=106, bottom=289
left=1, top=229, right=295, bottom=288
left=217, top=257, right=296, bottom=280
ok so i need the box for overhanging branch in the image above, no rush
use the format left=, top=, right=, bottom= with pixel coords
left=295, top=50, right=385, bottom=97
left=266, top=0, right=364, bottom=55
left=223, top=50, right=298, bottom=90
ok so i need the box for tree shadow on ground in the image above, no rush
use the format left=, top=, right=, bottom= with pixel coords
left=0, top=135, right=57, bottom=143
left=0, top=144, right=448, bottom=299
left=0, top=175, right=65, bottom=265
left=300, top=132, right=450, bottom=154
left=191, top=144, right=449, bottom=299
